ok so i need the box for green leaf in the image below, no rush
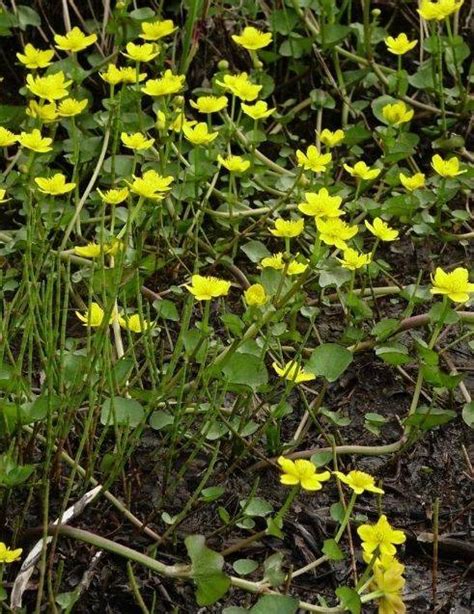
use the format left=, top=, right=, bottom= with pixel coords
left=371, top=319, right=399, bottom=341
left=154, top=299, right=179, bottom=321
left=270, top=9, right=298, bottom=35
left=17, top=5, right=41, bottom=28
left=345, top=293, right=373, bottom=319
left=462, top=402, right=474, bottom=428
left=0, top=104, right=26, bottom=129
left=322, top=538, right=345, bottom=561
left=251, top=595, right=298, bottom=614
left=222, top=353, right=268, bottom=391
left=405, top=405, right=456, bottom=430
left=185, top=535, right=230, bottom=606
left=241, top=240, right=271, bottom=263
left=307, top=343, right=353, bottom=382
left=319, top=266, right=352, bottom=288
left=330, top=502, right=345, bottom=523
left=408, top=62, right=436, bottom=90
left=0, top=454, right=35, bottom=487
left=130, top=7, right=156, bottom=20
left=221, top=313, right=245, bottom=336
left=375, top=343, right=411, bottom=366
left=240, top=497, right=273, bottom=517
left=310, top=451, right=333, bottom=467
left=200, top=486, right=225, bottom=503
left=415, top=339, right=439, bottom=366
left=400, top=284, right=432, bottom=304
left=310, top=88, right=336, bottom=110
left=336, top=587, right=361, bottom=614
left=421, top=364, right=463, bottom=389
left=183, top=329, right=207, bottom=363
left=384, top=133, right=420, bottom=163
left=232, top=559, right=259, bottom=576
left=343, top=122, right=372, bottom=146
left=319, top=24, right=351, bottom=47
left=263, top=552, right=285, bottom=587
left=149, top=410, right=174, bottom=430
left=428, top=303, right=459, bottom=325
left=55, top=592, right=77, bottom=610
left=320, top=407, right=351, bottom=427
left=265, top=515, right=283, bottom=538
left=100, top=397, right=144, bottom=427
left=20, top=394, right=61, bottom=424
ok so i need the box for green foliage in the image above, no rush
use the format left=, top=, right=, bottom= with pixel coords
left=185, top=535, right=231, bottom=606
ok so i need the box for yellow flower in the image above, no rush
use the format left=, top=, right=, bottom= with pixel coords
left=296, top=146, right=332, bottom=173
left=270, top=218, right=304, bottom=238
left=123, top=42, right=160, bottom=62
left=273, top=361, right=316, bottom=384
left=337, top=248, right=372, bottom=271
left=0, top=127, right=17, bottom=147
left=142, top=70, right=185, bottom=96
left=35, top=173, right=76, bottom=195
left=241, top=100, right=275, bottom=120
left=100, top=64, right=124, bottom=85
left=16, top=43, right=54, bottom=69
left=316, top=218, right=358, bottom=250
left=430, top=267, right=474, bottom=303
left=57, top=97, right=88, bottom=117
left=97, top=187, right=129, bottom=205
left=185, top=275, right=231, bottom=300
left=278, top=456, right=330, bottom=490
left=128, top=170, right=173, bottom=199
left=399, top=172, right=425, bottom=191
left=298, top=188, right=343, bottom=218
left=18, top=129, right=53, bottom=153
left=75, top=303, right=105, bottom=327
left=363, top=551, right=405, bottom=575
left=120, top=132, right=154, bottom=150
left=119, top=313, right=151, bottom=333
left=26, top=71, right=71, bottom=101
left=384, top=33, right=417, bottom=55
left=287, top=259, right=308, bottom=276
left=0, top=542, right=22, bottom=564
left=119, top=66, right=147, bottom=84
left=382, top=101, right=414, bottom=126
left=244, top=283, right=267, bottom=306
left=169, top=112, right=197, bottom=133
left=372, top=564, right=406, bottom=614
left=54, top=27, right=97, bottom=52
left=418, top=0, right=464, bottom=21
left=344, top=161, right=381, bottom=181
left=140, top=19, right=177, bottom=41
left=357, top=515, right=406, bottom=557
left=73, top=243, right=103, bottom=258
left=183, top=122, right=218, bottom=145
left=26, top=100, right=58, bottom=123
left=215, top=73, right=262, bottom=101
left=0, top=189, right=8, bottom=203
left=260, top=252, right=284, bottom=270
left=190, top=95, right=228, bottom=113
left=105, top=238, right=124, bottom=256
left=217, top=154, right=250, bottom=173
left=319, top=128, right=345, bottom=148
left=365, top=218, right=399, bottom=242
left=333, top=470, right=384, bottom=495
left=232, top=26, right=272, bottom=50
left=431, top=154, right=465, bottom=178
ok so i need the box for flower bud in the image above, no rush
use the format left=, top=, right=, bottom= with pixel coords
left=217, top=59, right=229, bottom=71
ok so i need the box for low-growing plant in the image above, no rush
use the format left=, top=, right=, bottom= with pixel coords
left=0, top=0, right=472, bottom=612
